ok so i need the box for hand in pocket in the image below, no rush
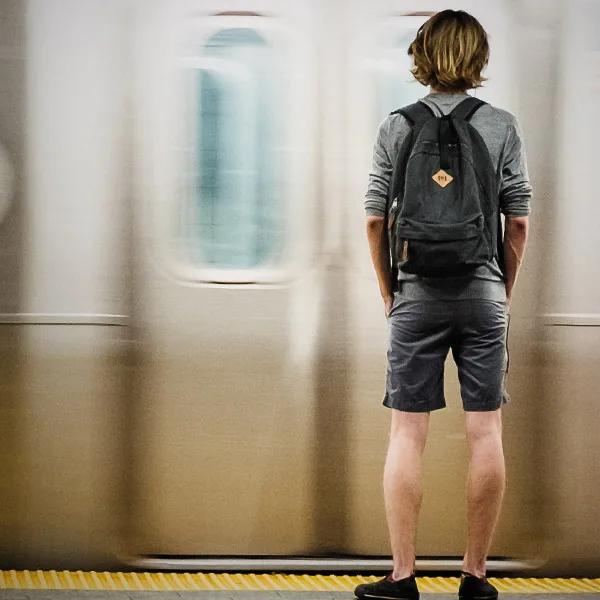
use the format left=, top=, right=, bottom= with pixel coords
left=384, top=294, right=394, bottom=318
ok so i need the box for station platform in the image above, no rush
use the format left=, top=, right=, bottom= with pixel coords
left=1, top=571, right=600, bottom=599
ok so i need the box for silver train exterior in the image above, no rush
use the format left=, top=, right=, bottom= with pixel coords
left=0, top=0, right=598, bottom=576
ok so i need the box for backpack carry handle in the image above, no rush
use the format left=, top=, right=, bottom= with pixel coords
left=448, top=96, right=486, bottom=121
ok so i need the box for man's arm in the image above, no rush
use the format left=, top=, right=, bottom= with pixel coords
left=503, top=216, right=529, bottom=307
left=499, top=114, right=533, bottom=306
left=364, top=116, right=409, bottom=316
left=366, top=215, right=394, bottom=315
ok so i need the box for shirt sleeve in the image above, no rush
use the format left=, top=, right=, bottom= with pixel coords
left=499, top=115, right=533, bottom=216
left=364, top=117, right=393, bottom=217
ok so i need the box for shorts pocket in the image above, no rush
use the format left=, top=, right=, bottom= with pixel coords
left=386, top=292, right=401, bottom=319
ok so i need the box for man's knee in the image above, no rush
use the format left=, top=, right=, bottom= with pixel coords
left=465, top=408, right=503, bottom=448
left=389, top=409, right=430, bottom=451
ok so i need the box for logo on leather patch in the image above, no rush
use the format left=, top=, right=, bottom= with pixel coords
left=432, top=169, right=453, bottom=187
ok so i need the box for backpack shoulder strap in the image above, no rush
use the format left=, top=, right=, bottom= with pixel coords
left=453, top=97, right=504, bottom=275
left=385, top=101, right=435, bottom=293
left=385, top=101, right=434, bottom=206
left=449, top=96, right=487, bottom=121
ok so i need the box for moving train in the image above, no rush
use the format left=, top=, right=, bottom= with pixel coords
left=0, top=0, right=598, bottom=576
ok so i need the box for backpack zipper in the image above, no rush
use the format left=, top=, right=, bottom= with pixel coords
left=388, top=198, right=398, bottom=230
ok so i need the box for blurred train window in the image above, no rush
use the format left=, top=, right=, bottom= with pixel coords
left=373, top=24, right=428, bottom=122
left=185, top=28, right=283, bottom=270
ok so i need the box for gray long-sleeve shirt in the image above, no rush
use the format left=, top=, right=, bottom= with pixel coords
left=365, top=91, right=533, bottom=300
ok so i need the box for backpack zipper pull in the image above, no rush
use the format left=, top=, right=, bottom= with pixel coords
left=401, top=240, right=409, bottom=261
left=388, top=198, right=399, bottom=230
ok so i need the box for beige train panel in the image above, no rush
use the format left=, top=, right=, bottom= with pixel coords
left=0, top=328, right=26, bottom=566
left=15, top=325, right=126, bottom=568
left=130, top=276, right=321, bottom=554
left=536, top=325, right=600, bottom=575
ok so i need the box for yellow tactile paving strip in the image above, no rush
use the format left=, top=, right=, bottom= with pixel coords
left=1, top=571, right=600, bottom=593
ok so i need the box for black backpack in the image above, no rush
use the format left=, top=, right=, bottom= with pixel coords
left=386, top=96, right=505, bottom=288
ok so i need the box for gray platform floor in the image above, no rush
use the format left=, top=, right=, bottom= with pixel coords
left=1, top=591, right=600, bottom=600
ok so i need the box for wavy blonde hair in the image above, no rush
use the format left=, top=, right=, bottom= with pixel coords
left=408, top=10, right=489, bottom=91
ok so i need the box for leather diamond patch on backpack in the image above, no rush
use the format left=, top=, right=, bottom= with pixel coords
left=432, top=169, right=453, bottom=188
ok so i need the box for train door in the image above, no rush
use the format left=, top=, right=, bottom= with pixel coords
left=128, top=0, right=544, bottom=570
left=1, top=0, right=128, bottom=567
left=128, top=1, right=324, bottom=557
left=536, top=0, right=600, bottom=572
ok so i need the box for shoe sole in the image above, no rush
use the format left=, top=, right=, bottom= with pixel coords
left=356, top=595, right=419, bottom=600
left=459, top=595, right=498, bottom=600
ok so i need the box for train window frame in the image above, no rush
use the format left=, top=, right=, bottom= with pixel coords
left=138, top=14, right=318, bottom=285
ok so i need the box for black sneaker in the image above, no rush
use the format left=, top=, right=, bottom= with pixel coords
left=458, top=570, right=498, bottom=600
left=354, top=572, right=419, bottom=600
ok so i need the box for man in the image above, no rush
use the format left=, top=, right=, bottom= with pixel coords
left=354, top=9, right=532, bottom=600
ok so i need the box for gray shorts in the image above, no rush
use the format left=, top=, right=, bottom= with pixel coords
left=383, top=291, right=511, bottom=412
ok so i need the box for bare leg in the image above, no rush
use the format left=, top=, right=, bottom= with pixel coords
left=462, top=408, right=506, bottom=578
left=383, top=409, right=430, bottom=580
